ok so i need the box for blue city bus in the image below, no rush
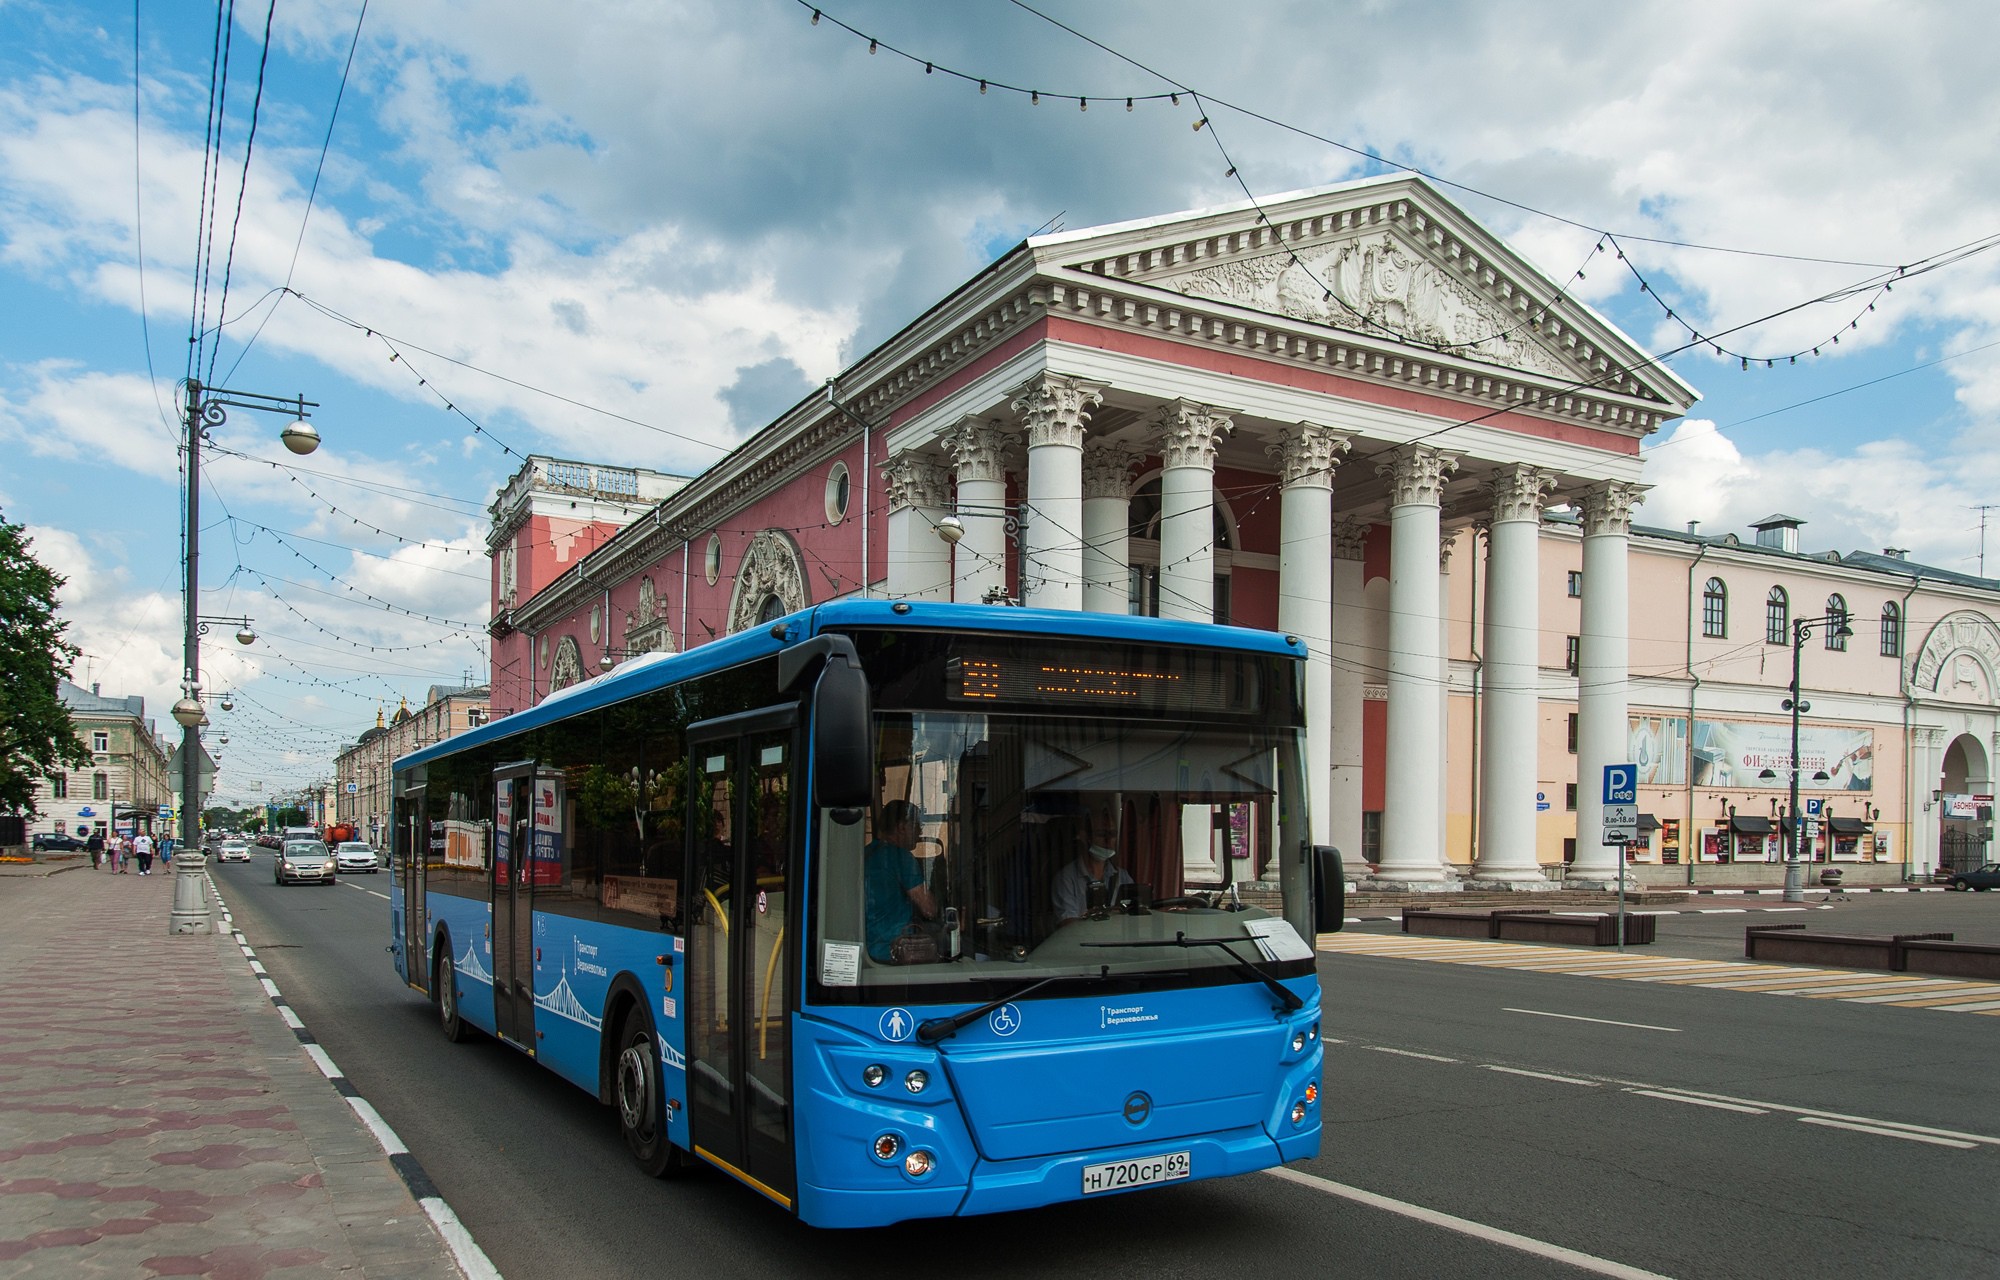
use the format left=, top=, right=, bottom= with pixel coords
left=390, top=600, right=1340, bottom=1226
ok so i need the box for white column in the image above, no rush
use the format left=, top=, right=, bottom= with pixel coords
left=1439, top=534, right=1455, bottom=857
left=940, top=416, right=1018, bottom=606
left=1269, top=424, right=1350, bottom=858
left=881, top=452, right=952, bottom=600
left=1154, top=399, right=1233, bottom=623
left=1014, top=374, right=1105, bottom=612
left=1571, top=480, right=1645, bottom=888
left=1368, top=446, right=1458, bottom=888
left=1329, top=519, right=1368, bottom=875
left=1081, top=446, right=1136, bottom=614
left=1472, top=465, right=1559, bottom=888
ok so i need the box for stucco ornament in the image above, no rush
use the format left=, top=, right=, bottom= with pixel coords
left=623, top=574, right=676, bottom=656
left=1173, top=231, right=1569, bottom=378
left=727, top=529, right=810, bottom=634
left=1912, top=610, right=2000, bottom=702
left=549, top=636, right=584, bottom=692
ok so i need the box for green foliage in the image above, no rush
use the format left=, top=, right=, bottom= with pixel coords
left=270, top=805, right=309, bottom=827
left=0, top=514, right=91, bottom=816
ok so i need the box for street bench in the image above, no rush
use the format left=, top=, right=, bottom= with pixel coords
left=1744, top=926, right=1965, bottom=972
left=1403, top=907, right=1655, bottom=946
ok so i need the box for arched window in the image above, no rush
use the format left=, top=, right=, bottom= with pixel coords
left=1880, top=601, right=1902, bottom=658
left=1825, top=594, right=1849, bottom=650
left=756, top=593, right=787, bottom=625
left=1765, top=586, right=1789, bottom=645
left=1702, top=577, right=1728, bottom=638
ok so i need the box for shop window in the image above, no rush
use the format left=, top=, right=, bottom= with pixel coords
left=1702, top=577, right=1728, bottom=638
left=1766, top=586, right=1789, bottom=645
left=1880, top=601, right=1902, bottom=657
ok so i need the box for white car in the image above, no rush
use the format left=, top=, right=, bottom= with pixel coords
left=334, top=841, right=380, bottom=874
left=216, top=840, right=251, bottom=863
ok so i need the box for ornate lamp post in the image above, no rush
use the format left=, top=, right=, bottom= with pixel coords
left=171, top=379, right=318, bottom=936
left=1780, top=612, right=1852, bottom=903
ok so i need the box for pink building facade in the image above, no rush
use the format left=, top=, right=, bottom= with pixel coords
left=486, top=175, right=1997, bottom=888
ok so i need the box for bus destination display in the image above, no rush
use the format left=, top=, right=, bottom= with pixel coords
left=946, top=651, right=1255, bottom=714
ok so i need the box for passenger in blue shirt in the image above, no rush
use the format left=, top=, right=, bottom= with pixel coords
left=865, top=800, right=936, bottom=962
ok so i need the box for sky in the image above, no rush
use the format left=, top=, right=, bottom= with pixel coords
left=2, top=0, right=1997, bottom=807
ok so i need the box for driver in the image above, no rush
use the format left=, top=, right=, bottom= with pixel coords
left=1053, top=821, right=1132, bottom=922
left=864, top=800, right=937, bottom=962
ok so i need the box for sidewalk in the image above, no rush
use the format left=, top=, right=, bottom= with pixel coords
left=0, top=860, right=466, bottom=1278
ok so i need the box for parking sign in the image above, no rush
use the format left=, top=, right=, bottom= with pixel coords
left=1602, top=765, right=1638, bottom=846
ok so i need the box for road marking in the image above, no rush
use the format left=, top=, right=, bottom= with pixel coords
left=1798, top=1117, right=1978, bottom=1149
left=1265, top=1167, right=1676, bottom=1280
left=1504, top=1008, right=1681, bottom=1032
left=1630, top=1089, right=1766, bottom=1114
left=1365, top=1046, right=1459, bottom=1062
left=303, top=1043, right=342, bottom=1080
left=339, top=880, right=392, bottom=901
left=1623, top=1088, right=2000, bottom=1147
left=1481, top=1065, right=1600, bottom=1086
left=1696, top=908, right=1747, bottom=914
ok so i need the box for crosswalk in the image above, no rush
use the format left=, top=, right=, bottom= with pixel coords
left=1319, top=931, right=2000, bottom=1015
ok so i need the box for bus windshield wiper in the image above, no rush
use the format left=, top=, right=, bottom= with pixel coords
left=915, top=970, right=1109, bottom=1045
left=1082, top=933, right=1304, bottom=1013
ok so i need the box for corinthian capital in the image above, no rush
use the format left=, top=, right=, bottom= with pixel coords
left=1266, top=422, right=1352, bottom=490
left=1081, top=445, right=1137, bottom=500
left=1377, top=445, right=1459, bottom=508
left=1153, top=399, right=1234, bottom=470
left=1012, top=373, right=1107, bottom=450
left=1487, top=464, right=1560, bottom=524
left=939, top=416, right=1019, bottom=485
left=881, top=452, right=950, bottom=513
left=1578, top=480, right=1648, bottom=537
left=1332, top=518, right=1370, bottom=561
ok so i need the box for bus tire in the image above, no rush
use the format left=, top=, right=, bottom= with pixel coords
left=615, top=1006, right=685, bottom=1178
left=436, top=938, right=471, bottom=1044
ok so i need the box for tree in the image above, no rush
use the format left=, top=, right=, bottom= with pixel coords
left=0, top=514, right=90, bottom=816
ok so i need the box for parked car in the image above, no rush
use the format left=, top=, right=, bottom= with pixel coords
left=30, top=833, right=88, bottom=852
left=257, top=832, right=282, bottom=849
left=275, top=841, right=335, bottom=886
left=333, top=841, right=379, bottom=874
left=216, top=840, right=251, bottom=863
left=1947, top=863, right=2000, bottom=891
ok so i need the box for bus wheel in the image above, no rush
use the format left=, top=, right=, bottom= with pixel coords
left=436, top=942, right=470, bottom=1043
left=615, top=1007, right=684, bottom=1178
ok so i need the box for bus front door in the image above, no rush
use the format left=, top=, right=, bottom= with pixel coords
left=686, top=711, right=797, bottom=1207
left=493, top=767, right=538, bottom=1051
left=400, top=786, right=426, bottom=989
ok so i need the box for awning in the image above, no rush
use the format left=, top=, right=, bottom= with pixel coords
left=1729, top=815, right=1775, bottom=835
left=1636, top=813, right=1662, bottom=831
left=1828, top=817, right=1870, bottom=835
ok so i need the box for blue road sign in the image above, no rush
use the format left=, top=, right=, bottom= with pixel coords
left=1805, top=797, right=1825, bottom=816
left=1603, top=764, right=1637, bottom=806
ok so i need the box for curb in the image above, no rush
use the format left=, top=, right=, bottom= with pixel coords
left=209, top=877, right=502, bottom=1280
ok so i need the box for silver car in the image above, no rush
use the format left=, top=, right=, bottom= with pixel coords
left=217, top=840, right=251, bottom=863
left=334, top=841, right=380, bottom=874
left=276, top=841, right=336, bottom=885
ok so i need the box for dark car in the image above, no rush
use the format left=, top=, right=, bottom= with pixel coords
left=1948, top=863, right=2000, bottom=891
left=31, top=833, right=88, bottom=852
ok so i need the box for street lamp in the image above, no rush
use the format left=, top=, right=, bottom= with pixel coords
left=1778, top=612, right=1852, bottom=902
left=173, top=378, right=318, bottom=937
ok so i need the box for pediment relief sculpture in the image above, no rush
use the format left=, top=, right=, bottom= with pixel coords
left=1156, top=230, right=1572, bottom=379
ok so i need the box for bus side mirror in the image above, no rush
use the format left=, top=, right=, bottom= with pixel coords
left=812, top=653, right=872, bottom=822
left=1312, top=844, right=1345, bottom=935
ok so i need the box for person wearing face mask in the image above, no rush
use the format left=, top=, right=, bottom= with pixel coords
left=1052, top=821, right=1131, bottom=923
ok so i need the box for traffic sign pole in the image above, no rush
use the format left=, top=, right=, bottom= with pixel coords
left=1602, top=765, right=1639, bottom=950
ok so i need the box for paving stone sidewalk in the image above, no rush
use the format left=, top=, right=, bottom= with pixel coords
left=0, top=862, right=464, bottom=1279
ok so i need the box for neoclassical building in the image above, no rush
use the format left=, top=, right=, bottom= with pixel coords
left=483, top=173, right=1998, bottom=886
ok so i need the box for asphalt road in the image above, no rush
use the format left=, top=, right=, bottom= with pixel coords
left=215, top=858, right=1999, bottom=1279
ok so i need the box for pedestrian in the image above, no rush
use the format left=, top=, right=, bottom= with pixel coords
left=86, top=829, right=104, bottom=870
left=111, top=836, right=128, bottom=873
left=161, top=835, right=173, bottom=865
left=133, top=831, right=155, bottom=876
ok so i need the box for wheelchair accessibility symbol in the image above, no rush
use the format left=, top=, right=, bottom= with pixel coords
left=988, top=1003, right=1022, bottom=1037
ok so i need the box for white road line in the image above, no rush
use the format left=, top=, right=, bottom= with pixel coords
left=340, top=880, right=392, bottom=901
left=1624, top=1088, right=2000, bottom=1146
left=1481, top=1065, right=1600, bottom=1086
left=1630, top=1089, right=1767, bottom=1114
left=1265, top=1167, right=1676, bottom=1280
left=1798, top=1117, right=1978, bottom=1149
left=1504, top=1008, right=1681, bottom=1032
left=1697, top=908, right=1747, bottom=914
left=1365, top=1045, right=1460, bottom=1062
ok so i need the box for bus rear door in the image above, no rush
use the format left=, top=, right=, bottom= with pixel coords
left=492, top=764, right=538, bottom=1051
left=686, top=709, right=797, bottom=1208
left=397, top=783, right=426, bottom=988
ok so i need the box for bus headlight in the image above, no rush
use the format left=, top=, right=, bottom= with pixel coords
left=1291, top=1030, right=1307, bottom=1052
left=862, top=1064, right=886, bottom=1088
left=1290, top=1101, right=1308, bottom=1126
left=903, top=1149, right=934, bottom=1178
left=873, top=1133, right=901, bottom=1160
left=904, top=1069, right=928, bottom=1094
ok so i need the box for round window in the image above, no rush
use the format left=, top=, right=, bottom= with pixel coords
left=538, top=636, right=550, bottom=669
left=705, top=534, right=722, bottom=586
left=825, top=462, right=851, bottom=525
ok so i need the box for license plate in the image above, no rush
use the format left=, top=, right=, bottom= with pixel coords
left=1080, top=1150, right=1191, bottom=1195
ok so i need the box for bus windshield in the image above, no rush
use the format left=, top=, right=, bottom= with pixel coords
left=812, top=701, right=1314, bottom=1003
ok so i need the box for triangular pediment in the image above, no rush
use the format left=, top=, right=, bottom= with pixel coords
left=1032, top=175, right=1693, bottom=410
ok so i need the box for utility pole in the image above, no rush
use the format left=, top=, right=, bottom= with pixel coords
left=1974, top=504, right=1999, bottom=578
